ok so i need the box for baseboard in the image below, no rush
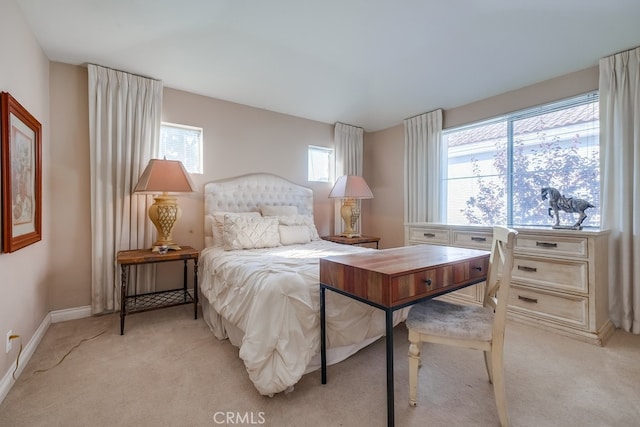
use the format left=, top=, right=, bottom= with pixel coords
left=0, top=305, right=92, bottom=404
left=50, top=305, right=92, bottom=323
left=0, top=312, right=51, bottom=404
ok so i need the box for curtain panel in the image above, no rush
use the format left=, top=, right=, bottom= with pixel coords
left=599, top=47, right=640, bottom=333
left=404, top=109, right=443, bottom=223
left=333, top=122, right=364, bottom=235
left=88, top=64, right=163, bottom=314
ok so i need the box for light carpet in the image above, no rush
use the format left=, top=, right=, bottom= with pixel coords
left=1, top=305, right=639, bottom=426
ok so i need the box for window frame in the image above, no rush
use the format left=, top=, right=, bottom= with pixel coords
left=159, top=121, right=204, bottom=174
left=307, top=145, right=335, bottom=183
left=441, top=91, right=600, bottom=228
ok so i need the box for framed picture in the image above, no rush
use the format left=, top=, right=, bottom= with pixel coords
left=1, top=92, right=42, bottom=253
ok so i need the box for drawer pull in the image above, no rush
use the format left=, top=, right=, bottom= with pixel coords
left=536, top=241, right=558, bottom=248
left=471, top=236, right=487, bottom=242
left=472, top=266, right=483, bottom=271
left=518, top=295, right=538, bottom=304
left=517, top=265, right=537, bottom=273
left=424, top=279, right=432, bottom=287
left=423, top=233, right=436, bottom=238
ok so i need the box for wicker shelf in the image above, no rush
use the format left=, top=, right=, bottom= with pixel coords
left=125, top=289, right=194, bottom=313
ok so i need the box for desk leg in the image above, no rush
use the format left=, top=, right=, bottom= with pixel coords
left=183, top=260, right=188, bottom=302
left=320, top=285, right=327, bottom=384
left=193, top=259, right=199, bottom=319
left=120, top=265, right=128, bottom=335
left=385, top=308, right=395, bottom=427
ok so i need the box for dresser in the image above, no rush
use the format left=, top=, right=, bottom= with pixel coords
left=405, top=223, right=614, bottom=346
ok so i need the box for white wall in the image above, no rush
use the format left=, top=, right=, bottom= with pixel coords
left=0, top=0, right=51, bottom=381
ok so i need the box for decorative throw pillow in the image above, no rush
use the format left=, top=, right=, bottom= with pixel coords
left=259, top=204, right=299, bottom=217
left=223, top=215, right=281, bottom=250
left=276, top=214, right=321, bottom=241
left=210, top=211, right=261, bottom=248
left=279, top=225, right=311, bottom=245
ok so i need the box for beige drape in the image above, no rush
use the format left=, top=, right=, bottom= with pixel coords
left=333, top=122, right=364, bottom=235
left=599, top=47, right=640, bottom=334
left=404, top=109, right=443, bottom=223
left=88, top=64, right=163, bottom=314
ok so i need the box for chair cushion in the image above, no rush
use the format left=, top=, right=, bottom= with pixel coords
left=406, top=299, right=494, bottom=341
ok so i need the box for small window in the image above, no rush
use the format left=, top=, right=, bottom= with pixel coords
left=159, top=122, right=203, bottom=174
left=308, top=145, right=334, bottom=182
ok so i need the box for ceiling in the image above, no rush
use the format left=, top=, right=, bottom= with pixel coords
left=16, top=0, right=640, bottom=132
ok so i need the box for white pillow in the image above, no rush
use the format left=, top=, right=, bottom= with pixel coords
left=223, top=215, right=281, bottom=250
left=279, top=225, right=311, bottom=245
left=259, top=204, right=298, bottom=217
left=209, top=211, right=261, bottom=248
left=276, top=214, right=321, bottom=241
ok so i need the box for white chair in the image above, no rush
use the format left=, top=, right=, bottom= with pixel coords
left=406, top=226, right=517, bottom=427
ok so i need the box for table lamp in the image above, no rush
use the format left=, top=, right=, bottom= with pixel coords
left=328, top=175, right=373, bottom=238
left=134, top=158, right=196, bottom=252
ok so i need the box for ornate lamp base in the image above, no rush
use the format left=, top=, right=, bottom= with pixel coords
left=339, top=198, right=361, bottom=237
left=148, top=193, right=182, bottom=251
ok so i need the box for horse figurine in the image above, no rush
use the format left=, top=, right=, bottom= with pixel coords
left=541, top=187, right=594, bottom=229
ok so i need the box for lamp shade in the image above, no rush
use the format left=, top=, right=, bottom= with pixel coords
left=133, top=159, right=196, bottom=193
left=328, top=175, right=373, bottom=199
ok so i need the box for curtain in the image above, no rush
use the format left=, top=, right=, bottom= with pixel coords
left=334, top=122, right=364, bottom=234
left=599, top=47, right=640, bottom=334
left=88, top=64, right=163, bottom=314
left=404, top=109, right=443, bottom=223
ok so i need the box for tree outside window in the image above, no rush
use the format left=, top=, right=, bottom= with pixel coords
left=443, top=93, right=600, bottom=228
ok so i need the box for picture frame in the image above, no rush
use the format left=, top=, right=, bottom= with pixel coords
left=1, top=92, right=42, bottom=253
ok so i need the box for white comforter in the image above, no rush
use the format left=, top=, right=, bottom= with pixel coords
left=199, top=240, right=402, bottom=396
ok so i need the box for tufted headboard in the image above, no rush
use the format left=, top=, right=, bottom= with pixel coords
left=203, top=173, right=314, bottom=244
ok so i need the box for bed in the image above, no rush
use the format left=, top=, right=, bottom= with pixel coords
left=199, top=173, right=406, bottom=396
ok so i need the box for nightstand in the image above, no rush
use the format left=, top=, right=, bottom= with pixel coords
left=321, top=235, right=380, bottom=249
left=117, top=246, right=199, bottom=334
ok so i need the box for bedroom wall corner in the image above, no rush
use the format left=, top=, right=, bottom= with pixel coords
left=161, top=88, right=338, bottom=238
left=157, top=88, right=337, bottom=287
left=363, top=125, right=405, bottom=249
left=0, top=0, right=52, bottom=391
left=48, top=62, right=92, bottom=310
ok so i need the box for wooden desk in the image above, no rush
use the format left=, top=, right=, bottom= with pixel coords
left=117, top=246, right=199, bottom=335
left=321, top=235, right=380, bottom=249
left=319, top=244, right=490, bottom=427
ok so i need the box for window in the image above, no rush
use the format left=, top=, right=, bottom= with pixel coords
left=308, top=145, right=334, bottom=182
left=159, top=122, right=203, bottom=174
left=442, top=92, right=600, bottom=228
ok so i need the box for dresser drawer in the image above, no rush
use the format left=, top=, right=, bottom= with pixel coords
left=452, top=230, right=493, bottom=249
left=512, top=256, right=588, bottom=293
left=407, top=227, right=450, bottom=245
left=515, top=234, right=588, bottom=258
left=392, top=258, right=488, bottom=305
left=508, top=285, right=588, bottom=329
